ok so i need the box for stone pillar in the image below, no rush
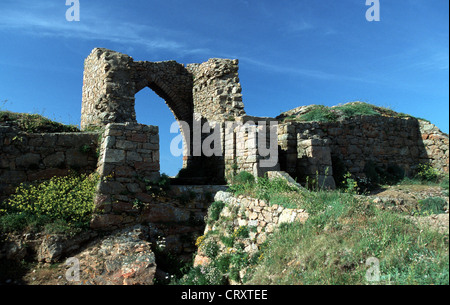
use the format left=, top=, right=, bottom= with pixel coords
left=92, top=123, right=160, bottom=229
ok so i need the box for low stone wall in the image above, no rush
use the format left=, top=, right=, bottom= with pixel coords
left=0, top=127, right=100, bottom=199
left=92, top=182, right=228, bottom=261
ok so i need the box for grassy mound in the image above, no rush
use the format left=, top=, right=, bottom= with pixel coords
left=279, top=101, right=426, bottom=123
left=0, top=110, right=79, bottom=133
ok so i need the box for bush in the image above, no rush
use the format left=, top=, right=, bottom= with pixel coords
left=231, top=171, right=255, bottom=185
left=175, top=265, right=227, bottom=285
left=415, top=164, right=441, bottom=182
left=203, top=240, right=220, bottom=259
left=1, top=173, right=98, bottom=233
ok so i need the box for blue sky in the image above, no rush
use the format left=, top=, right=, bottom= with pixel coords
left=0, top=0, right=448, bottom=176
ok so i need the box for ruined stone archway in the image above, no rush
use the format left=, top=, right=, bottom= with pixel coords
left=81, top=48, right=194, bottom=170
left=81, top=48, right=247, bottom=183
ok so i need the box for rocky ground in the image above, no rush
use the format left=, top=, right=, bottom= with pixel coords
left=1, top=225, right=157, bottom=285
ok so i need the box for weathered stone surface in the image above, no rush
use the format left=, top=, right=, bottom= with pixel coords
left=73, top=225, right=156, bottom=285
left=37, top=231, right=98, bottom=263
left=16, top=153, right=40, bottom=168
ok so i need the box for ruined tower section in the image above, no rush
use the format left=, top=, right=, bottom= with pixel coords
left=81, top=48, right=137, bottom=130
left=187, top=58, right=246, bottom=122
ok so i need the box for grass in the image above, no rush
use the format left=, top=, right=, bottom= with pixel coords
left=248, top=190, right=449, bottom=285
left=0, top=110, right=79, bottom=133
left=228, top=171, right=301, bottom=209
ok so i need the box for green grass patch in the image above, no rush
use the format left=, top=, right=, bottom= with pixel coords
left=288, top=102, right=421, bottom=123
left=297, top=105, right=338, bottom=123
left=417, top=197, right=447, bottom=216
left=333, top=102, right=380, bottom=118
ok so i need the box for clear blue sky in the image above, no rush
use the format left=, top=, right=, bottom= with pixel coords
left=0, top=0, right=448, bottom=176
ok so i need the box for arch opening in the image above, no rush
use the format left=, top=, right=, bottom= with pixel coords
left=134, top=87, right=184, bottom=178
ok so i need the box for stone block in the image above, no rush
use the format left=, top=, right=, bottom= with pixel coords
left=103, top=149, right=126, bottom=163
left=16, top=153, right=40, bottom=169
left=43, top=152, right=65, bottom=168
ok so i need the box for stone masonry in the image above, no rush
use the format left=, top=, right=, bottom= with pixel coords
left=0, top=126, right=99, bottom=200
left=92, top=122, right=160, bottom=227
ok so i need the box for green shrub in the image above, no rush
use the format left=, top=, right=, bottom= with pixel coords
left=228, top=171, right=256, bottom=195
left=175, top=265, right=227, bottom=285
left=203, top=240, right=220, bottom=259
left=231, top=171, right=255, bottom=185
left=415, top=164, right=441, bottom=182
left=1, top=173, right=98, bottom=233
left=220, top=235, right=235, bottom=248
left=234, top=226, right=250, bottom=239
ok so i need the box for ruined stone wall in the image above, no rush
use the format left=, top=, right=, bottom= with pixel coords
left=187, top=59, right=246, bottom=122
left=419, top=120, right=449, bottom=173
left=81, top=48, right=194, bottom=131
left=278, top=116, right=449, bottom=185
left=81, top=48, right=249, bottom=177
left=0, top=126, right=100, bottom=199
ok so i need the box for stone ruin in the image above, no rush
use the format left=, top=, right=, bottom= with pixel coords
left=1, top=47, right=449, bottom=231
